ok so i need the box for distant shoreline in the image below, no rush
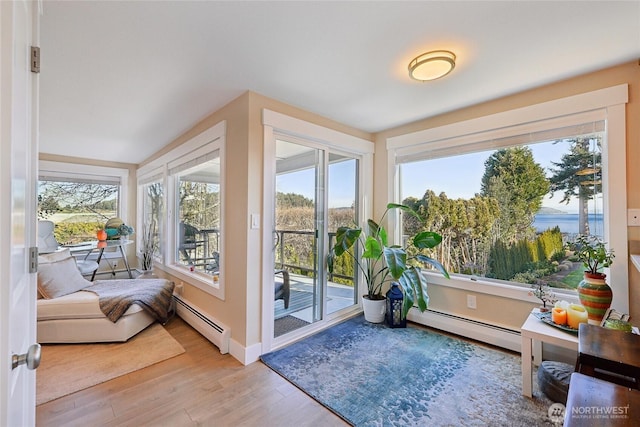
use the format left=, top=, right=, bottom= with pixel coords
left=534, top=213, right=604, bottom=236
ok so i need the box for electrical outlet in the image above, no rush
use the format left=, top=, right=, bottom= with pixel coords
left=628, top=209, right=640, bottom=226
left=466, top=294, right=477, bottom=310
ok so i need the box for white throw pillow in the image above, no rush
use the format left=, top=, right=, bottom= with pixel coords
left=38, top=249, right=92, bottom=299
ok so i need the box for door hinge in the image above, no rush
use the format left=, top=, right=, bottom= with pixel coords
left=31, top=46, right=40, bottom=73
left=29, top=247, right=38, bottom=273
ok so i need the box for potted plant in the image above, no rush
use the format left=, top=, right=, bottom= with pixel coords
left=568, top=234, right=615, bottom=278
left=328, top=203, right=449, bottom=323
left=566, top=234, right=614, bottom=324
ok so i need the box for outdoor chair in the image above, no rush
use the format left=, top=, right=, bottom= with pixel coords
left=179, top=222, right=205, bottom=265
left=274, top=269, right=290, bottom=309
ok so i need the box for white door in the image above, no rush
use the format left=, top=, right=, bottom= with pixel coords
left=0, top=1, right=40, bottom=426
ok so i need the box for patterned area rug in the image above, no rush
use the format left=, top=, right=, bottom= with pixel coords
left=261, top=315, right=554, bottom=426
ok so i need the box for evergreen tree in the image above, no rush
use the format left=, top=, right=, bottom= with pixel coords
left=407, top=190, right=499, bottom=275
left=548, top=136, right=602, bottom=235
left=480, top=147, right=549, bottom=242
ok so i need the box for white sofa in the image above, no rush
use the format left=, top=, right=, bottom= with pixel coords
left=37, top=249, right=155, bottom=343
left=37, top=291, right=154, bottom=343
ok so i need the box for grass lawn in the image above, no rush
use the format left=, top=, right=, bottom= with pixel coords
left=561, top=268, right=583, bottom=289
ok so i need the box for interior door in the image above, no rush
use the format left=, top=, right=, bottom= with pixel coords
left=0, top=1, right=39, bottom=425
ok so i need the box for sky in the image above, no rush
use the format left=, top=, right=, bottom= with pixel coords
left=277, top=159, right=357, bottom=209
left=276, top=138, right=603, bottom=215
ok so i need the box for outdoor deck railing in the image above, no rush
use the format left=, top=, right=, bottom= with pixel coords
left=274, top=229, right=354, bottom=285
left=177, top=227, right=355, bottom=284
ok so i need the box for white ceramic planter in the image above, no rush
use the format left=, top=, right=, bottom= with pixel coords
left=362, top=296, right=386, bottom=323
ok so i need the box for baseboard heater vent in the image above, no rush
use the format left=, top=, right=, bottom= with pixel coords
left=173, top=294, right=230, bottom=354
left=408, top=309, right=521, bottom=353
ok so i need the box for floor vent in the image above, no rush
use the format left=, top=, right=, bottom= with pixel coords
left=173, top=294, right=230, bottom=354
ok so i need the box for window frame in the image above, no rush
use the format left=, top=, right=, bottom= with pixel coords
left=386, top=85, right=629, bottom=312
left=137, top=121, right=226, bottom=299
left=39, top=160, right=129, bottom=225
left=137, top=169, right=165, bottom=266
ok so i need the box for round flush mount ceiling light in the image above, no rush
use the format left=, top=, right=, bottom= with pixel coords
left=408, top=50, right=456, bottom=81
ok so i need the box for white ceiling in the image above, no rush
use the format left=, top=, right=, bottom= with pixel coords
left=40, top=1, right=640, bottom=164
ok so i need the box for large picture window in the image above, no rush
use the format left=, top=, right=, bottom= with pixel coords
left=399, top=130, right=604, bottom=293
left=388, top=86, right=629, bottom=310
left=38, top=161, right=128, bottom=243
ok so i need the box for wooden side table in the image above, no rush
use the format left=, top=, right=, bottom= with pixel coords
left=564, top=372, right=640, bottom=426
left=576, top=323, right=640, bottom=389
left=521, top=308, right=579, bottom=397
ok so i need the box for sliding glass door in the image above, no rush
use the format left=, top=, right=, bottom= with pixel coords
left=272, top=138, right=359, bottom=338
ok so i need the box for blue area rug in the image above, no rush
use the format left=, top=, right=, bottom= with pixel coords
left=261, top=315, right=553, bottom=426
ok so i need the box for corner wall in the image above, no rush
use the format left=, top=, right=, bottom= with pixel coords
left=140, top=91, right=372, bottom=363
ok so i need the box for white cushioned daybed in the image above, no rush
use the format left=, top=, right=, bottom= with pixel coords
left=37, top=249, right=159, bottom=343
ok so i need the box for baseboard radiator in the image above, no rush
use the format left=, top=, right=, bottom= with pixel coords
left=173, top=294, right=230, bottom=354
left=408, top=309, right=522, bottom=353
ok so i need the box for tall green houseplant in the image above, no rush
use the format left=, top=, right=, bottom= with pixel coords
left=328, top=203, right=449, bottom=318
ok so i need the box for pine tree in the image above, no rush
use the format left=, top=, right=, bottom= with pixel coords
left=480, top=147, right=549, bottom=242
left=548, top=136, right=602, bottom=235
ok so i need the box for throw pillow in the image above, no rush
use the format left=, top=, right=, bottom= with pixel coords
left=38, top=250, right=92, bottom=299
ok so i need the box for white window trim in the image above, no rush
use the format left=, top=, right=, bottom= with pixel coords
left=137, top=121, right=226, bottom=299
left=387, top=85, right=629, bottom=312
left=39, top=160, right=130, bottom=222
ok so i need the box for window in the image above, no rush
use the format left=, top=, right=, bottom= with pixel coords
left=140, top=175, right=164, bottom=264
left=38, top=161, right=128, bottom=243
left=388, top=86, right=629, bottom=311
left=173, top=155, right=221, bottom=275
left=137, top=121, right=225, bottom=298
left=398, top=129, right=604, bottom=293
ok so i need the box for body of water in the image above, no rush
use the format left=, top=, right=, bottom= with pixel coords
left=534, top=213, right=604, bottom=237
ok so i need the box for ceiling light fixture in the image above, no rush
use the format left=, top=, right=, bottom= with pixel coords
left=408, top=50, right=456, bottom=82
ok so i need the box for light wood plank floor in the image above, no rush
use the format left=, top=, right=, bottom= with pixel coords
left=36, top=317, right=347, bottom=427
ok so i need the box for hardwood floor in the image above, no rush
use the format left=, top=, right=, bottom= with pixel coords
left=36, top=317, right=347, bottom=427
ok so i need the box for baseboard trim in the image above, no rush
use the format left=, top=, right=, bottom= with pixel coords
left=408, top=309, right=521, bottom=353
